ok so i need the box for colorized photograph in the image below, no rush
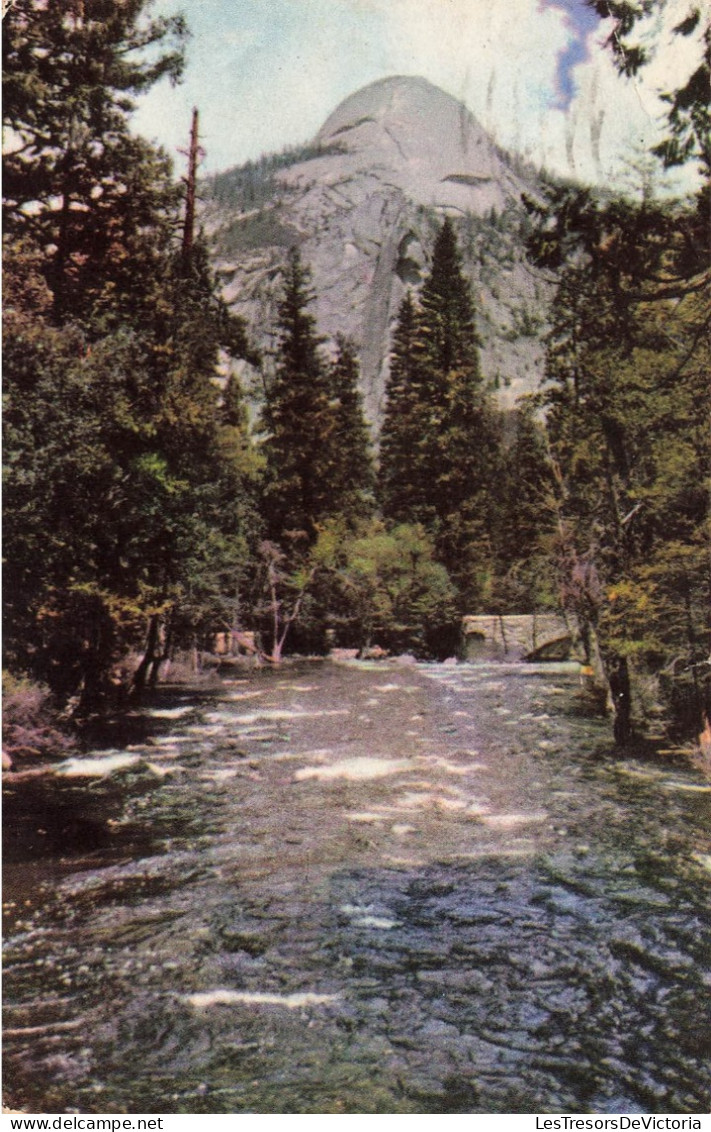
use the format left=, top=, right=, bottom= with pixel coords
left=3, top=0, right=710, bottom=1116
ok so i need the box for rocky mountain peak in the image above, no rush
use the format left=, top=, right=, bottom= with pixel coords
left=314, top=75, right=523, bottom=215
left=204, top=76, right=552, bottom=427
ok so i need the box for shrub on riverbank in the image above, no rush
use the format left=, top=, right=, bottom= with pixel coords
left=2, top=672, right=75, bottom=767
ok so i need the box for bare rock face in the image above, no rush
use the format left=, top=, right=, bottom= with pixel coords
left=203, top=76, right=553, bottom=428
left=314, top=75, right=525, bottom=212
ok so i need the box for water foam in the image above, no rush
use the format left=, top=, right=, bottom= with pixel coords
left=185, top=990, right=340, bottom=1009
left=56, top=753, right=145, bottom=778
left=295, top=757, right=412, bottom=782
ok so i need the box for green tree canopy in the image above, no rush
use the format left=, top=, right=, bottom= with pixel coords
left=327, top=335, right=376, bottom=523
left=378, top=219, right=504, bottom=610
left=2, top=2, right=262, bottom=704
left=319, top=519, right=458, bottom=658
left=261, top=249, right=374, bottom=542
left=525, top=181, right=710, bottom=738
left=3, top=0, right=189, bottom=322
left=378, top=291, right=432, bottom=525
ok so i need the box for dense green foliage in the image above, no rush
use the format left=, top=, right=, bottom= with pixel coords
left=379, top=220, right=505, bottom=610
left=3, top=0, right=187, bottom=322
left=328, top=336, right=376, bottom=522
left=523, top=0, right=711, bottom=738
left=260, top=250, right=373, bottom=542
left=254, top=254, right=379, bottom=658
left=320, top=519, right=458, bottom=657
left=527, top=189, right=709, bottom=738
left=523, top=0, right=710, bottom=738
left=378, top=291, right=431, bottom=525
left=491, top=400, right=559, bottom=614
left=3, top=0, right=260, bottom=706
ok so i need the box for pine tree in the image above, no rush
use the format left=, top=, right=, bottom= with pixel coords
left=255, top=257, right=381, bottom=659
left=3, top=228, right=261, bottom=702
left=378, top=292, right=432, bottom=525
left=435, top=360, right=503, bottom=610
left=419, top=218, right=480, bottom=382
left=491, top=399, right=558, bottom=612
left=327, top=335, right=375, bottom=523
left=379, top=219, right=503, bottom=609
left=260, top=248, right=336, bottom=541
left=519, top=5, right=711, bottom=740
left=526, top=188, right=710, bottom=739
left=2, top=5, right=261, bottom=704
left=2, top=0, right=187, bottom=321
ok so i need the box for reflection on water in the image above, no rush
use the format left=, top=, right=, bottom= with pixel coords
left=3, top=661, right=711, bottom=1114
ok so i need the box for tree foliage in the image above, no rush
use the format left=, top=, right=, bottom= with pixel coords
left=525, top=182, right=710, bottom=738
left=260, top=256, right=375, bottom=532
left=2, top=2, right=260, bottom=705
left=378, top=291, right=432, bottom=525
left=491, top=399, right=559, bottom=613
left=327, top=335, right=376, bottom=523
left=254, top=251, right=378, bottom=653
left=313, top=520, right=458, bottom=658
left=520, top=2, right=711, bottom=740
left=379, top=219, right=504, bottom=610
left=588, top=0, right=710, bottom=177
left=260, top=249, right=339, bottom=541
left=3, top=0, right=188, bottom=321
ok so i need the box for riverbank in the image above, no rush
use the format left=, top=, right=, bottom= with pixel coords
left=4, top=654, right=708, bottom=794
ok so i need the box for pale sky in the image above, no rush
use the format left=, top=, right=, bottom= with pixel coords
left=132, top=0, right=701, bottom=195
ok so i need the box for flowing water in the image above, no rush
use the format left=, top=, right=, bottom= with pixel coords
left=3, top=660, right=711, bottom=1114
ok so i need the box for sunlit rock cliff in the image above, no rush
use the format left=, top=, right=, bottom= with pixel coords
left=203, top=76, right=553, bottom=426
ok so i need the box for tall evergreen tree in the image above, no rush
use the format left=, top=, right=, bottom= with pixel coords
left=260, top=248, right=336, bottom=541
left=2, top=4, right=261, bottom=704
left=492, top=399, right=559, bottom=612
left=3, top=0, right=188, bottom=322
left=419, top=218, right=480, bottom=383
left=255, top=259, right=381, bottom=659
left=524, top=4, right=710, bottom=740
left=431, top=350, right=503, bottom=608
left=379, top=220, right=503, bottom=609
left=526, top=187, right=710, bottom=739
left=328, top=335, right=375, bottom=523
left=378, top=291, right=432, bottom=525
left=3, top=228, right=260, bottom=702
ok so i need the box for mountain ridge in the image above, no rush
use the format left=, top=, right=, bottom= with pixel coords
left=203, top=75, right=553, bottom=426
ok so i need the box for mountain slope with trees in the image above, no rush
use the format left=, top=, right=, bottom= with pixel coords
left=201, top=76, right=554, bottom=427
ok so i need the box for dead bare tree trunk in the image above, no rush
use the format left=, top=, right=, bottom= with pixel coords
left=181, top=108, right=201, bottom=267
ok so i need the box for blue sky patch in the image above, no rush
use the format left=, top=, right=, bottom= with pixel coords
left=540, top=0, right=603, bottom=107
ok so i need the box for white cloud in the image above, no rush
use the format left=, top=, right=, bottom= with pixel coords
left=131, top=0, right=698, bottom=193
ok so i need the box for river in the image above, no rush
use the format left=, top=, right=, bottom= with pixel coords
left=3, top=659, right=711, bottom=1114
